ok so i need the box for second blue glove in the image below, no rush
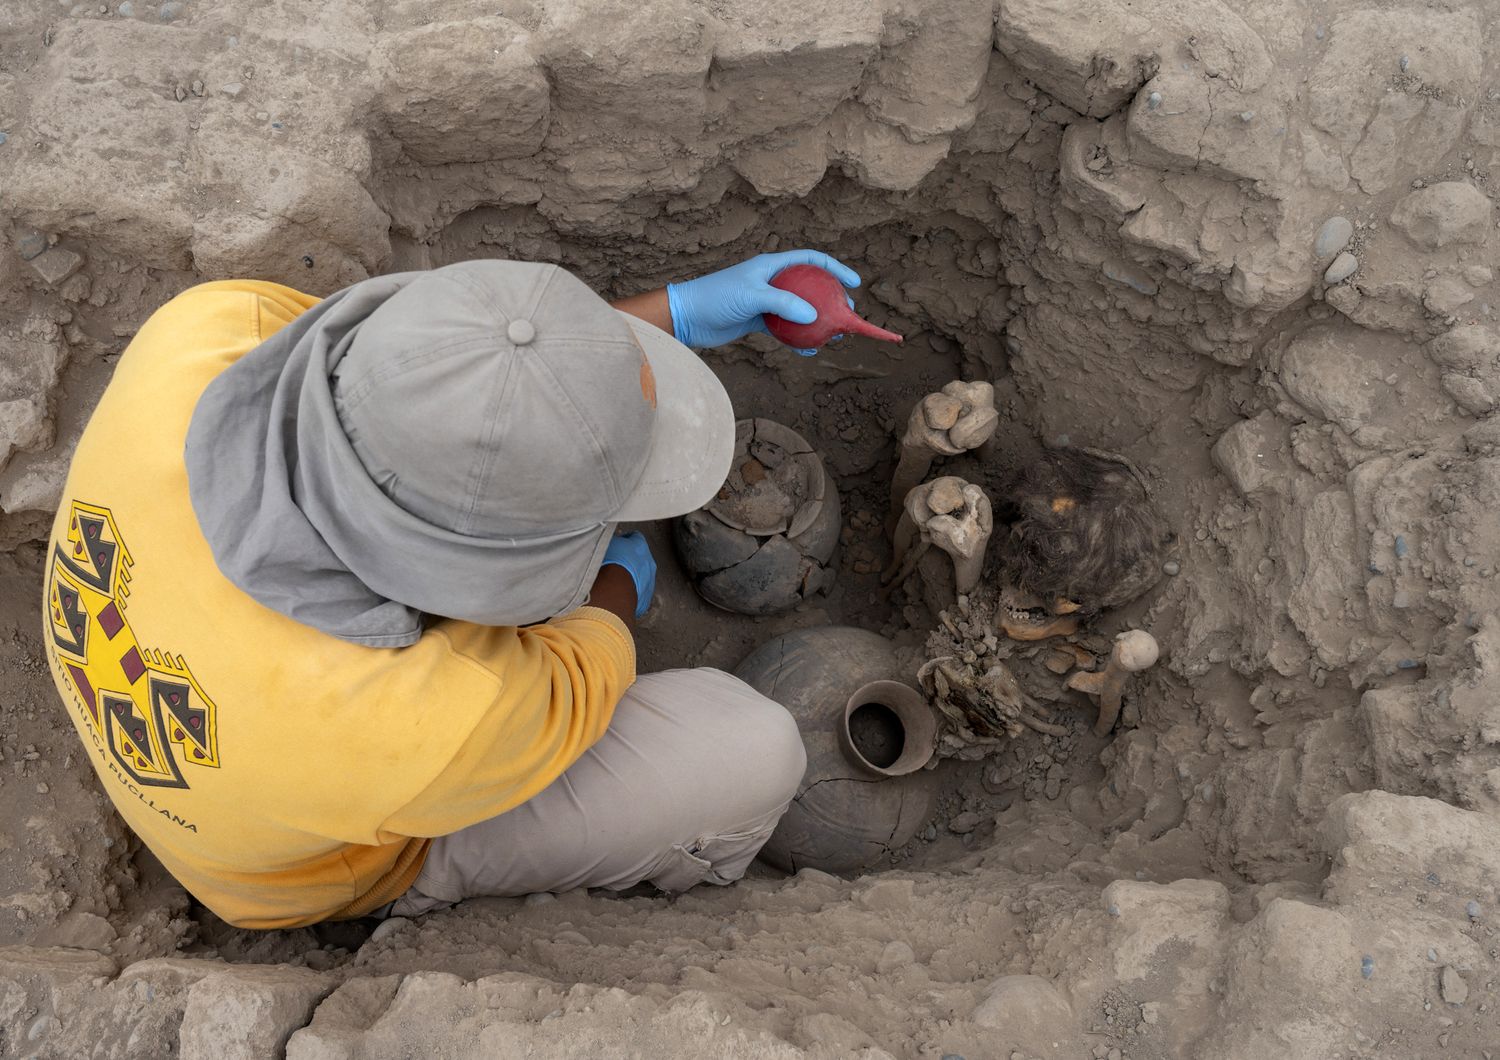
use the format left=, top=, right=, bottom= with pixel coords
left=601, top=531, right=657, bottom=619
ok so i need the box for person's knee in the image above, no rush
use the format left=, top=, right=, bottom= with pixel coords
left=626, top=667, right=807, bottom=819
left=733, top=687, right=807, bottom=809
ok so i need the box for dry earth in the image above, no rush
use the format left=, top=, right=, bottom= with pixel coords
left=2, top=0, right=1500, bottom=1056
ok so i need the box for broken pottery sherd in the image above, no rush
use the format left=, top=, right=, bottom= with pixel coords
left=675, top=419, right=840, bottom=616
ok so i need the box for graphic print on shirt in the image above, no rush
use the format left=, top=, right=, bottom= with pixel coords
left=48, top=501, right=221, bottom=789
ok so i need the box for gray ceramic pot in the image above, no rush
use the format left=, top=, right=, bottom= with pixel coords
left=735, top=626, right=940, bottom=874
left=675, top=419, right=840, bottom=616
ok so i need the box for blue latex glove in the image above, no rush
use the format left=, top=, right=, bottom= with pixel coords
left=666, top=250, right=862, bottom=353
left=601, top=531, right=656, bottom=618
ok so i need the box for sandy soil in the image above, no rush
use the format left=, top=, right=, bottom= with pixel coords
left=2, top=0, right=1500, bottom=1056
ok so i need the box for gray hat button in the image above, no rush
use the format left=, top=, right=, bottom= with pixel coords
left=507, top=319, right=537, bottom=346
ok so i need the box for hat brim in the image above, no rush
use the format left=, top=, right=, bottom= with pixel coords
left=612, top=314, right=735, bottom=522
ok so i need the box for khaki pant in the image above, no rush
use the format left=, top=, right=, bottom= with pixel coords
left=388, top=668, right=806, bottom=917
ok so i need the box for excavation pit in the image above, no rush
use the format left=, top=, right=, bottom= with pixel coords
left=2, top=1, right=1499, bottom=1055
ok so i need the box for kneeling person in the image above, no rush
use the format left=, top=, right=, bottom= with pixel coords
left=42, top=252, right=859, bottom=928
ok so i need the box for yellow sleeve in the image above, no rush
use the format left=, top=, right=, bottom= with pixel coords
left=384, top=607, right=637, bottom=838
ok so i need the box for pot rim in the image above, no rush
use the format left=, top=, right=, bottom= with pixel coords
left=839, top=679, right=937, bottom=778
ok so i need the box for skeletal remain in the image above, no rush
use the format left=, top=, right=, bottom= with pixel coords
left=1066, top=629, right=1159, bottom=736
left=997, top=583, right=1081, bottom=641
left=883, top=476, right=993, bottom=599
left=918, top=654, right=1065, bottom=740
left=889, top=381, right=1000, bottom=528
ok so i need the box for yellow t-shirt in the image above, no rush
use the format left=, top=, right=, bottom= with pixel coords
left=43, top=280, right=636, bottom=929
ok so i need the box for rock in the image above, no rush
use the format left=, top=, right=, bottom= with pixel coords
left=1426, top=324, right=1500, bottom=414
left=367, top=917, right=408, bottom=943
left=1389, top=182, right=1493, bottom=248
left=29, top=247, right=84, bottom=287
left=1140, top=1001, right=1160, bottom=1024
left=1163, top=560, right=1180, bottom=576
left=1211, top=411, right=1288, bottom=497
left=0, top=451, right=70, bottom=516
left=1278, top=324, right=1441, bottom=443
left=1426, top=278, right=1475, bottom=315
left=1323, top=252, right=1358, bottom=284
left=876, top=940, right=915, bottom=973
left=14, top=228, right=48, bottom=261
left=0, top=398, right=51, bottom=474
left=178, top=966, right=330, bottom=1060
left=1466, top=900, right=1481, bottom=919
left=374, top=18, right=549, bottom=165
left=158, top=0, right=183, bottom=20
left=1314, top=217, right=1354, bottom=259
left=1101, top=258, right=1158, bottom=296
left=971, top=975, right=1075, bottom=1045
left=219, top=82, right=243, bottom=98
left=35, top=911, right=116, bottom=950
left=1440, top=966, right=1468, bottom=1005
left=947, top=811, right=982, bottom=834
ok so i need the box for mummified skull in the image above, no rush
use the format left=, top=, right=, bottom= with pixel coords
left=996, top=446, right=1174, bottom=635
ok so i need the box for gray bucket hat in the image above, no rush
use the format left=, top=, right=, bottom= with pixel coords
left=186, top=260, right=734, bottom=646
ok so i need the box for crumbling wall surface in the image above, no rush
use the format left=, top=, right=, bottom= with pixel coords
left=3, top=0, right=1500, bottom=1055
left=4, top=793, right=1498, bottom=1058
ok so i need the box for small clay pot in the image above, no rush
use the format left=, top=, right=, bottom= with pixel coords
left=839, top=680, right=937, bottom=778
left=735, top=626, right=940, bottom=874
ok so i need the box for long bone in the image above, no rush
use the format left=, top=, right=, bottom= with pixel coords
left=888, top=381, right=999, bottom=531
left=1066, top=629, right=1159, bottom=736
left=883, top=477, right=992, bottom=599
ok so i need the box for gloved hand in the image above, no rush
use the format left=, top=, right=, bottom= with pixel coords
left=601, top=531, right=656, bottom=618
left=667, top=250, right=862, bottom=353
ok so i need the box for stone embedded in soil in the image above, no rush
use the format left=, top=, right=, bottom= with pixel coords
left=1212, top=411, right=1287, bottom=497
left=1439, top=965, right=1468, bottom=1005
left=1389, top=182, right=1493, bottom=249
left=971, top=975, right=1076, bottom=1049
left=0, top=398, right=51, bottom=475
left=373, top=18, right=548, bottom=166
left=1323, top=252, right=1358, bottom=285
left=367, top=916, right=408, bottom=944
left=947, top=811, right=982, bottom=834
left=1425, top=277, right=1475, bottom=316
left=14, top=228, right=48, bottom=261
left=1314, top=216, right=1354, bottom=260
left=178, top=966, right=330, bottom=1060
left=28, top=248, right=84, bottom=287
